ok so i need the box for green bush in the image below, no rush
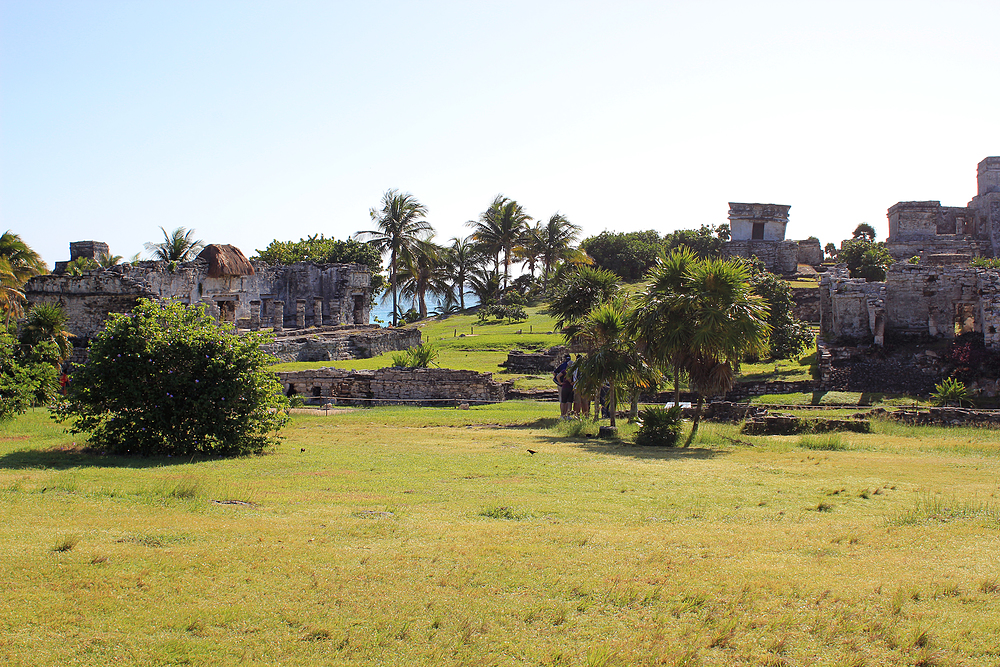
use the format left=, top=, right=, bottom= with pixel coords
left=931, top=377, right=971, bottom=407
left=55, top=299, right=289, bottom=456
left=635, top=406, right=683, bottom=447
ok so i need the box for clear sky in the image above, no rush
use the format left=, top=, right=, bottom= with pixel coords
left=2, top=0, right=999, bottom=270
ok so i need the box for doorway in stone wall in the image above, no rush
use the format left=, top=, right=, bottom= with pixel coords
left=353, top=295, right=364, bottom=324
left=955, top=302, right=977, bottom=336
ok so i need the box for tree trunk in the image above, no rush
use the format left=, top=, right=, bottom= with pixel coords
left=673, top=359, right=681, bottom=406
left=609, top=385, right=617, bottom=428
left=684, top=394, right=704, bottom=447
left=390, top=249, right=398, bottom=327
left=629, top=390, right=639, bottom=421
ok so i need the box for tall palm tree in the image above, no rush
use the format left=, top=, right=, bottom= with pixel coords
left=514, top=222, right=545, bottom=279
left=144, top=227, right=204, bottom=262
left=630, top=247, right=700, bottom=407
left=0, top=257, right=26, bottom=328
left=668, top=257, right=770, bottom=446
left=467, top=267, right=502, bottom=305
left=0, top=232, right=46, bottom=326
left=397, top=238, right=451, bottom=320
left=539, top=213, right=582, bottom=291
left=445, top=235, right=481, bottom=310
left=468, top=194, right=531, bottom=289
left=355, top=189, right=432, bottom=326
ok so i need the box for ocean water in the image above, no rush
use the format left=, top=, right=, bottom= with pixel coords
left=370, top=292, right=479, bottom=326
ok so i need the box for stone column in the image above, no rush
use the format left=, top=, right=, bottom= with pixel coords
left=296, top=299, right=306, bottom=329
left=249, top=300, right=261, bottom=331
left=272, top=301, right=284, bottom=332
left=313, top=297, right=324, bottom=327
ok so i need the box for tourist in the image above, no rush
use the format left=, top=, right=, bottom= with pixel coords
left=572, top=355, right=589, bottom=418
left=553, top=354, right=573, bottom=419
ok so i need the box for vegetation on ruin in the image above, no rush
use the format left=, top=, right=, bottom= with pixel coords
left=56, top=299, right=288, bottom=456
left=5, top=405, right=1000, bottom=665
left=837, top=236, right=893, bottom=282
left=143, top=226, right=204, bottom=262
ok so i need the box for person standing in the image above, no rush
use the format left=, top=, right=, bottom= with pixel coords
left=553, top=354, right=573, bottom=419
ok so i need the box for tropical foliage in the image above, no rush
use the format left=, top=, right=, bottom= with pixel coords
left=55, top=299, right=288, bottom=456
left=546, top=265, right=621, bottom=331
left=356, top=189, right=431, bottom=326
left=580, top=230, right=662, bottom=281
left=635, top=405, right=683, bottom=447
left=390, top=343, right=439, bottom=368
left=144, top=226, right=204, bottom=262
left=0, top=232, right=47, bottom=325
left=468, top=195, right=532, bottom=289
left=838, top=237, right=893, bottom=281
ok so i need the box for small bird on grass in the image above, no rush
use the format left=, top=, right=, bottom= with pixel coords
left=527, top=449, right=537, bottom=455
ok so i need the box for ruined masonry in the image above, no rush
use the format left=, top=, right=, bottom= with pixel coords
left=721, top=203, right=822, bottom=273
left=277, top=367, right=506, bottom=405
left=886, top=157, right=1000, bottom=261
left=26, top=242, right=374, bottom=344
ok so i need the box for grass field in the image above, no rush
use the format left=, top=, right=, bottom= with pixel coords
left=4, top=406, right=1000, bottom=665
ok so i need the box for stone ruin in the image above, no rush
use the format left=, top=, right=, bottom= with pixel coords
left=886, top=156, right=1000, bottom=261
left=24, top=240, right=399, bottom=362
left=721, top=203, right=823, bottom=273
left=276, top=367, right=507, bottom=405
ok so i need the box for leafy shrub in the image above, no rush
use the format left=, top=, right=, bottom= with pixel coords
left=390, top=343, right=438, bottom=368
left=931, top=377, right=971, bottom=407
left=971, top=256, right=1000, bottom=269
left=635, top=406, right=683, bottom=447
left=908, top=255, right=920, bottom=265
left=837, top=238, right=893, bottom=281
left=476, top=301, right=527, bottom=324
left=55, top=299, right=289, bottom=456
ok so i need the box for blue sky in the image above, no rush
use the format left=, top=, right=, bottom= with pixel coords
left=2, top=0, right=999, bottom=269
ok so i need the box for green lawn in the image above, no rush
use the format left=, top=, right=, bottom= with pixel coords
left=4, top=408, right=1000, bottom=665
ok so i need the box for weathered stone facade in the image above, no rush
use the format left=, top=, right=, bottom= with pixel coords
left=276, top=367, right=506, bottom=405
left=886, top=157, right=1000, bottom=261
left=25, top=242, right=374, bottom=342
left=262, top=326, right=422, bottom=362
left=721, top=203, right=807, bottom=273
left=820, top=263, right=1000, bottom=350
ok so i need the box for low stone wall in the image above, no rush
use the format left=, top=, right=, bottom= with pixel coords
left=818, top=340, right=940, bottom=394
left=263, top=327, right=421, bottom=362
left=500, top=346, right=569, bottom=373
left=276, top=367, right=506, bottom=405
left=722, top=240, right=798, bottom=273
left=724, top=380, right=819, bottom=401
left=885, top=407, right=1000, bottom=427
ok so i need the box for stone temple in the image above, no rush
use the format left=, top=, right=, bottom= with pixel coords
left=721, top=203, right=822, bottom=273
left=886, top=157, right=1000, bottom=261
left=25, top=242, right=388, bottom=362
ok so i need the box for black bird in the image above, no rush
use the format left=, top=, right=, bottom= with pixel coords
left=527, top=449, right=537, bottom=455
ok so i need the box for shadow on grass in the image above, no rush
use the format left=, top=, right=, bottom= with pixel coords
left=0, top=447, right=216, bottom=470
left=569, top=441, right=721, bottom=461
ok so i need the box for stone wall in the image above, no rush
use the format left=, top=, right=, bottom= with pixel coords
left=791, top=287, right=820, bottom=322
left=277, top=367, right=506, bottom=405
left=722, top=240, right=799, bottom=273
left=796, top=239, right=824, bottom=266
left=25, top=252, right=375, bottom=342
left=818, top=267, right=885, bottom=343
left=21, top=271, right=158, bottom=340
left=262, top=327, right=422, bottom=362
left=500, top=346, right=570, bottom=373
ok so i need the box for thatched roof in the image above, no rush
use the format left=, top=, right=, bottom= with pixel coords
left=197, top=244, right=255, bottom=278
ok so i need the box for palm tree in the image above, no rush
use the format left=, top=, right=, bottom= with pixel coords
left=539, top=213, right=582, bottom=291
left=0, top=257, right=26, bottom=328
left=355, top=189, right=432, bottom=326
left=570, top=298, right=642, bottom=429
left=144, top=227, right=204, bottom=262
left=546, top=265, right=620, bottom=331
left=19, top=302, right=73, bottom=363
left=468, top=194, right=531, bottom=289
left=515, top=222, right=545, bottom=279
left=0, top=232, right=46, bottom=327
left=630, top=247, right=700, bottom=407
left=668, top=257, right=770, bottom=446
left=467, top=267, right=502, bottom=305
left=397, top=238, right=451, bottom=320
left=97, top=252, right=123, bottom=268
left=445, top=236, right=481, bottom=310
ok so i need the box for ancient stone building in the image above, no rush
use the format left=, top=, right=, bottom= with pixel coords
left=721, top=203, right=820, bottom=273
left=25, top=241, right=375, bottom=343
left=820, top=262, right=1000, bottom=350
left=276, top=367, right=507, bottom=405
left=886, top=156, right=1000, bottom=261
